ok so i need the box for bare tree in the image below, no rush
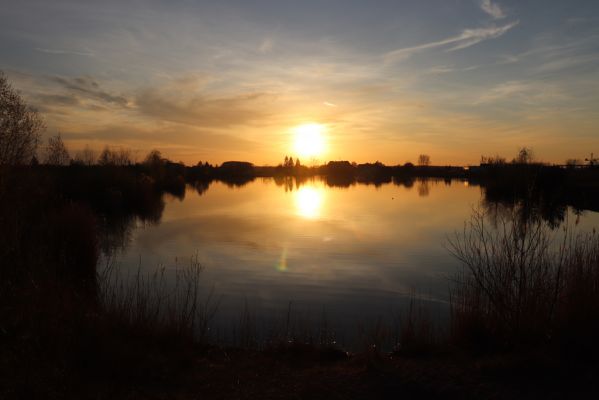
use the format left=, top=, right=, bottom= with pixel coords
left=144, top=149, right=165, bottom=179
left=114, top=148, right=132, bottom=166
left=417, top=154, right=431, bottom=166
left=97, top=146, right=113, bottom=166
left=0, top=71, right=44, bottom=165
left=45, top=134, right=70, bottom=165
left=514, top=147, right=534, bottom=164
left=144, top=149, right=163, bottom=166
left=97, top=146, right=132, bottom=166
left=78, top=145, right=97, bottom=166
left=480, top=155, right=506, bottom=165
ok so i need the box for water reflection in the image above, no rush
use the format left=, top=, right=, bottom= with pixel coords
left=417, top=179, right=430, bottom=197
left=193, top=180, right=211, bottom=196
left=102, top=176, right=599, bottom=347
left=295, top=186, right=325, bottom=219
left=99, top=173, right=599, bottom=264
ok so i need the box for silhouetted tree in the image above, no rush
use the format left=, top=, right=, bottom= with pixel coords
left=418, top=154, right=431, bottom=166
left=481, top=155, right=506, bottom=165
left=282, top=155, right=296, bottom=168
left=144, top=149, right=166, bottom=180
left=75, top=145, right=97, bottom=166
left=112, top=148, right=131, bottom=166
left=514, top=147, right=534, bottom=164
left=97, top=147, right=113, bottom=166
left=97, top=146, right=132, bottom=166
left=44, top=134, right=70, bottom=166
left=0, top=71, right=44, bottom=165
left=144, top=149, right=163, bottom=167
left=295, top=158, right=301, bottom=168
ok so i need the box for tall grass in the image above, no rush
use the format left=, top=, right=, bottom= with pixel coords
left=448, top=206, right=599, bottom=355
left=97, top=254, right=219, bottom=343
left=394, top=294, right=440, bottom=356
left=231, top=302, right=341, bottom=351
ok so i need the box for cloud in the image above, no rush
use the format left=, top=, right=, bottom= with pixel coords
left=50, top=76, right=128, bottom=106
left=385, top=21, right=518, bottom=63
left=426, top=65, right=480, bottom=74
left=258, top=38, right=274, bottom=53
left=476, top=80, right=570, bottom=105
left=4, top=71, right=128, bottom=114
left=537, top=54, right=599, bottom=73
left=479, top=0, right=506, bottom=20
left=478, top=81, right=531, bottom=102
left=324, top=101, right=337, bottom=107
left=36, top=94, right=81, bottom=109
left=35, top=47, right=94, bottom=57
left=135, top=87, right=274, bottom=128
left=61, top=124, right=258, bottom=152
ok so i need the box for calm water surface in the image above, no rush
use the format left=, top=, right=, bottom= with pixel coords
left=109, top=178, right=599, bottom=342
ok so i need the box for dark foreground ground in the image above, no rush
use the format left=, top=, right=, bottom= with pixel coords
left=4, top=341, right=598, bottom=400
left=114, top=349, right=597, bottom=400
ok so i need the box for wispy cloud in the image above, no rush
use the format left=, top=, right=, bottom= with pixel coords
left=135, top=86, right=274, bottom=128
left=258, top=38, right=274, bottom=53
left=478, top=81, right=531, bottom=103
left=496, top=35, right=599, bottom=69
left=479, top=0, right=506, bottom=20
left=50, top=76, right=128, bottom=106
left=476, top=80, right=570, bottom=105
left=537, top=54, right=599, bottom=73
left=61, top=125, right=258, bottom=152
left=426, top=65, right=480, bottom=74
left=385, top=21, right=518, bottom=63
left=35, top=47, right=94, bottom=57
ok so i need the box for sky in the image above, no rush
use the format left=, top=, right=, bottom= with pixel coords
left=1, top=0, right=598, bottom=165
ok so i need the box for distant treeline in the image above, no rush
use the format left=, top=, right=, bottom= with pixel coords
left=188, top=160, right=467, bottom=186
left=22, top=134, right=599, bottom=192
left=22, top=137, right=599, bottom=220
left=4, top=144, right=598, bottom=286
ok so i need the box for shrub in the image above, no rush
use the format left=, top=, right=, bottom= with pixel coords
left=448, top=206, right=599, bottom=356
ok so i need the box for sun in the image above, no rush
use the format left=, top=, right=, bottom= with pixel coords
left=293, top=123, right=326, bottom=159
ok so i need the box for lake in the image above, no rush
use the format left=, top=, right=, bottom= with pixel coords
left=104, top=177, right=599, bottom=346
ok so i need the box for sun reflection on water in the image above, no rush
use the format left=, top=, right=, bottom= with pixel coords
left=295, top=186, right=324, bottom=219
